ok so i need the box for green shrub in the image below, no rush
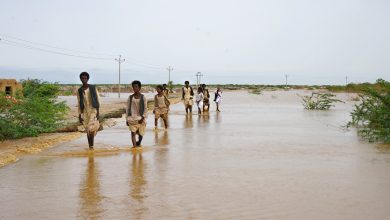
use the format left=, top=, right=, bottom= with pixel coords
left=348, top=79, right=390, bottom=143
left=301, top=92, right=343, bottom=110
left=0, top=79, right=69, bottom=141
left=249, top=87, right=264, bottom=95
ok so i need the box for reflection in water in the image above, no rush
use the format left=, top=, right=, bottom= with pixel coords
left=154, top=131, right=169, bottom=146
left=129, top=153, right=148, bottom=218
left=215, top=111, right=221, bottom=123
left=197, top=114, right=210, bottom=128
left=202, top=114, right=210, bottom=123
left=79, top=156, right=104, bottom=219
left=183, top=115, right=194, bottom=144
left=184, top=114, right=193, bottom=128
left=154, top=131, right=169, bottom=145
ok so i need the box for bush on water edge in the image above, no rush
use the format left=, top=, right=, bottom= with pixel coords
left=348, top=79, right=390, bottom=143
left=0, top=79, right=69, bottom=141
left=248, top=86, right=265, bottom=95
left=301, top=92, right=343, bottom=110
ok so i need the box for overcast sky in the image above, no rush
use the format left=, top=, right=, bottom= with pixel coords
left=0, top=0, right=389, bottom=85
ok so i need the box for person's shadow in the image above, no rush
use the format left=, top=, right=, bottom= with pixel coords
left=79, top=155, right=104, bottom=219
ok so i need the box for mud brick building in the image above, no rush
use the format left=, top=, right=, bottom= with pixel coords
left=0, top=79, right=22, bottom=96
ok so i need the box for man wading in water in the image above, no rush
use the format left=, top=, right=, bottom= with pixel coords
left=201, top=84, right=210, bottom=112
left=182, top=81, right=194, bottom=114
left=126, top=80, right=148, bottom=148
left=77, top=72, right=101, bottom=149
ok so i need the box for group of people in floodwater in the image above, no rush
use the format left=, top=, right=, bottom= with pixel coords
left=77, top=72, right=222, bottom=149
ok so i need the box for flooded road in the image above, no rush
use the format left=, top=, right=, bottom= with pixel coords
left=1, top=90, right=390, bottom=219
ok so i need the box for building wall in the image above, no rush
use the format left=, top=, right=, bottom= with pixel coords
left=0, top=79, right=23, bottom=96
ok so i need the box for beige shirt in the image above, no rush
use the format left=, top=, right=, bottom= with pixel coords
left=126, top=95, right=148, bottom=119
left=156, top=95, right=167, bottom=108
left=154, top=95, right=170, bottom=114
left=183, top=87, right=193, bottom=100
left=77, top=87, right=101, bottom=115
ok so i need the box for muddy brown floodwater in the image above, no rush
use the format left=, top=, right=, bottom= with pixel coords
left=1, top=90, right=390, bottom=219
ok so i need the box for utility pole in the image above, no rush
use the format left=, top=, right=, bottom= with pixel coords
left=285, top=74, right=288, bottom=86
left=345, top=76, right=348, bottom=85
left=115, top=55, right=125, bottom=98
left=196, top=72, right=203, bottom=88
left=167, top=66, right=173, bottom=84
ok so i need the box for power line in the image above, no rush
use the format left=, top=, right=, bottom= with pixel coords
left=0, top=33, right=117, bottom=57
left=0, top=37, right=171, bottom=71
left=0, top=35, right=201, bottom=75
left=174, top=66, right=196, bottom=74
left=0, top=34, right=169, bottom=70
left=124, top=60, right=165, bottom=70
left=0, top=38, right=114, bottom=61
left=121, top=55, right=166, bottom=69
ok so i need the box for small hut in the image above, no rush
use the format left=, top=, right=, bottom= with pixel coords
left=0, top=79, right=23, bottom=96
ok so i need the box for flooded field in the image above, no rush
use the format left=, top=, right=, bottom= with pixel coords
left=1, top=90, right=390, bottom=219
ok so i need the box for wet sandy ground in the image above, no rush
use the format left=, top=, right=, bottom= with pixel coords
left=1, top=90, right=390, bottom=219
left=0, top=132, right=82, bottom=168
